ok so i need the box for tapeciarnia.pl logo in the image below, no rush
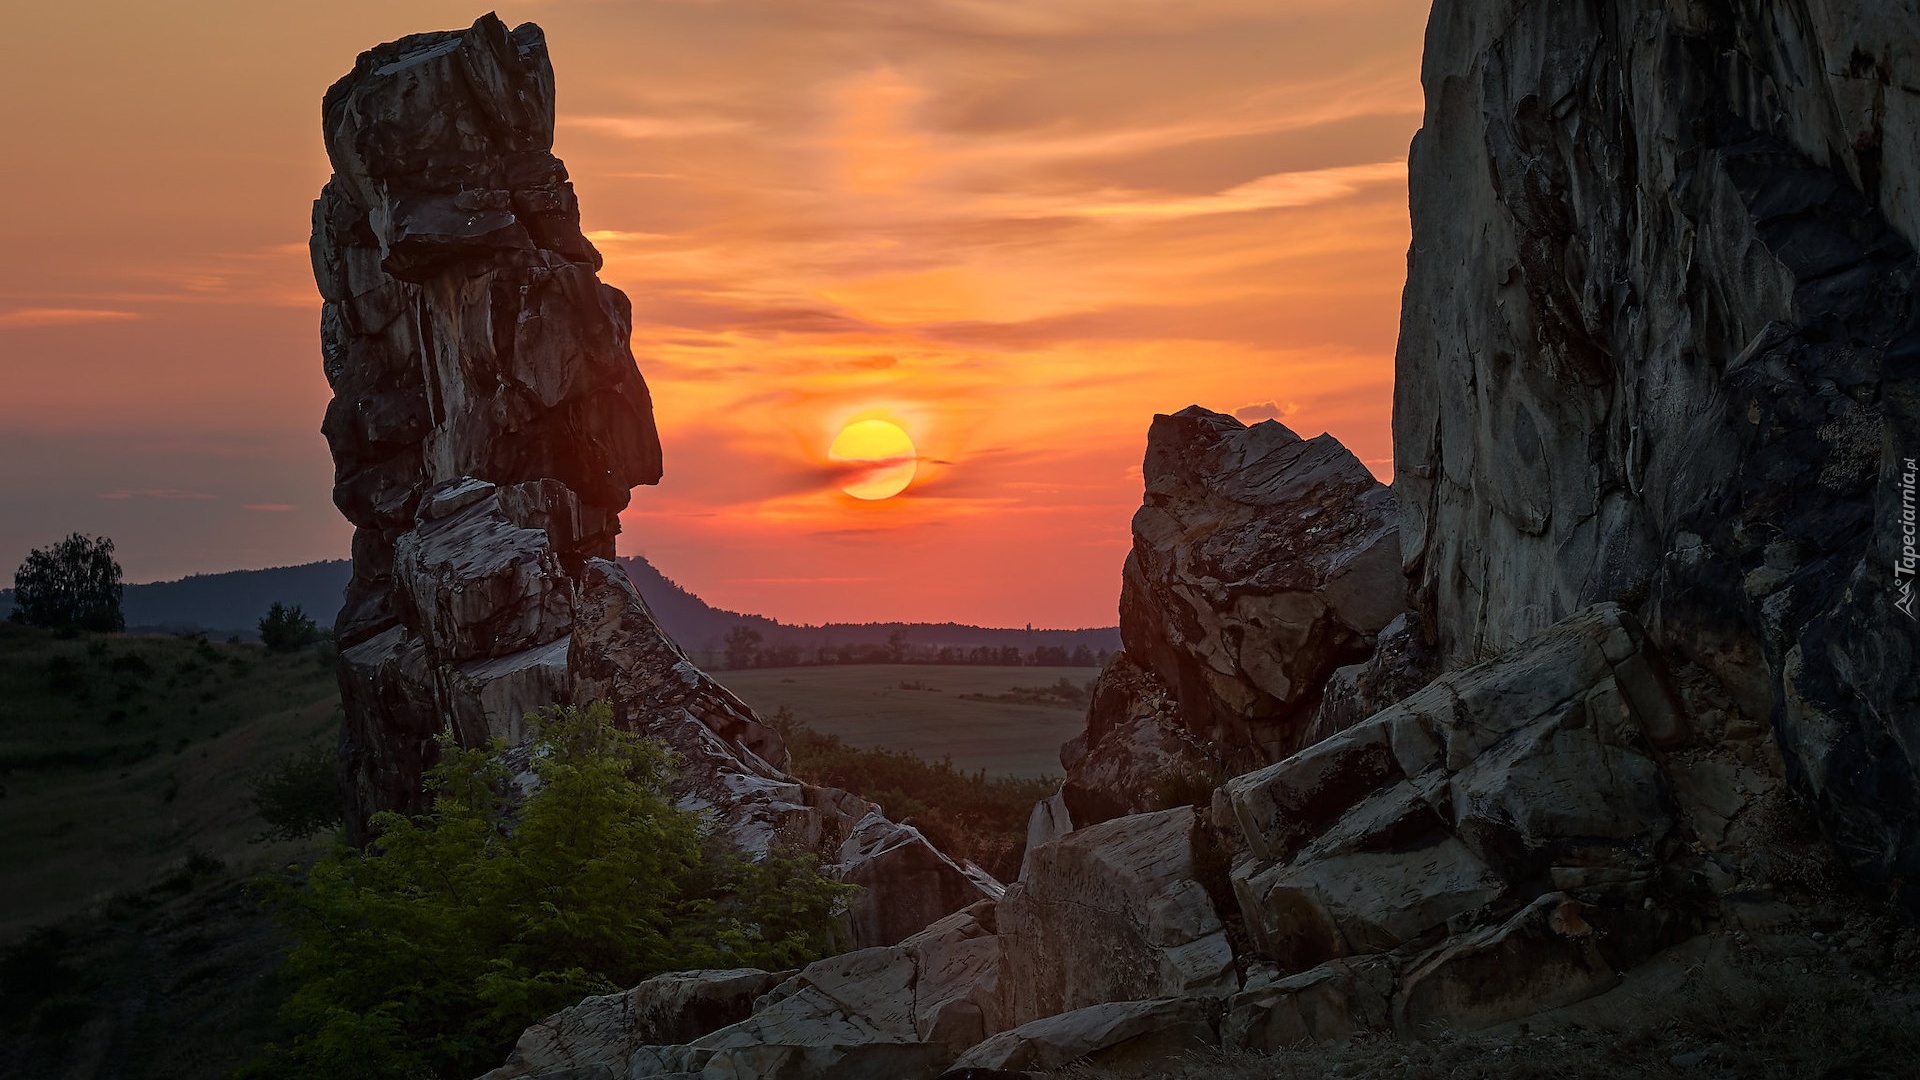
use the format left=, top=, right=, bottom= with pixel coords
left=1899, top=457, right=1918, bottom=620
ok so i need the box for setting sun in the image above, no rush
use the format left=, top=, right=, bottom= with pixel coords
left=829, top=419, right=917, bottom=501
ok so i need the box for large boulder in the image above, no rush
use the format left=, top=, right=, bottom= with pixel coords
left=1394, top=0, right=1920, bottom=895
left=481, top=968, right=788, bottom=1080
left=996, top=806, right=1237, bottom=1028
left=479, top=903, right=1004, bottom=1080
left=1058, top=408, right=1409, bottom=829
left=1120, top=406, right=1405, bottom=764
left=1217, top=604, right=1697, bottom=1025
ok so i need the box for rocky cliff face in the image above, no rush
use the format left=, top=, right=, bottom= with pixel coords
left=313, top=14, right=991, bottom=947
left=1395, top=0, right=1920, bottom=891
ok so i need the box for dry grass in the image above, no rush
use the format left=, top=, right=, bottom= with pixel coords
left=717, top=663, right=1090, bottom=777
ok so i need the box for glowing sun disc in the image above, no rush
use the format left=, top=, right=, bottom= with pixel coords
left=830, top=419, right=917, bottom=500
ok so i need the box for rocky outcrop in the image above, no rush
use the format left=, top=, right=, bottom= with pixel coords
left=1220, top=605, right=1693, bottom=979
left=1121, top=406, right=1405, bottom=761
left=478, top=810, right=1247, bottom=1080
left=1395, top=0, right=1920, bottom=893
left=1215, top=603, right=1715, bottom=1036
left=1058, top=653, right=1222, bottom=826
left=1061, top=407, right=1410, bottom=827
left=317, top=13, right=662, bottom=828
left=996, top=806, right=1237, bottom=1027
left=482, top=968, right=788, bottom=1080
left=315, top=14, right=990, bottom=947
left=483, top=903, right=1003, bottom=1080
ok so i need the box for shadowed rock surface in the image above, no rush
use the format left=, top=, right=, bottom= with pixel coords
left=1061, top=407, right=1409, bottom=827
left=464, top=1, right=1919, bottom=1076
left=1395, top=0, right=1920, bottom=894
left=314, top=14, right=991, bottom=948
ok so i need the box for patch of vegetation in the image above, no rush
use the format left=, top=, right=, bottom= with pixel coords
left=9, top=533, right=124, bottom=633
left=769, top=706, right=1058, bottom=880
left=248, top=703, right=852, bottom=1080
left=249, top=746, right=344, bottom=843
left=0, top=622, right=339, bottom=938
left=958, top=675, right=1094, bottom=710
left=257, top=603, right=322, bottom=653
left=0, top=850, right=289, bottom=1080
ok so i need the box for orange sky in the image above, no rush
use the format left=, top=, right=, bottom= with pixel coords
left=0, top=0, right=1426, bottom=628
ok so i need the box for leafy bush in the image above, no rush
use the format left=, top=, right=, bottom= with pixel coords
left=249, top=703, right=851, bottom=1080
left=258, top=602, right=321, bottom=653
left=9, top=534, right=123, bottom=633
left=249, top=746, right=344, bottom=843
left=768, top=706, right=1057, bottom=880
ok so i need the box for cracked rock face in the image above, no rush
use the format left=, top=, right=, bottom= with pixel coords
left=1395, top=0, right=1920, bottom=891
left=1059, top=406, right=1409, bottom=828
left=314, top=15, right=990, bottom=947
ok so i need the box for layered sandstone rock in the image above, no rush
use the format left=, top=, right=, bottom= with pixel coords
left=1395, top=0, right=1920, bottom=892
left=315, top=14, right=990, bottom=947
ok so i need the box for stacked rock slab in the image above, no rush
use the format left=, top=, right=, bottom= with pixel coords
left=1395, top=0, right=1920, bottom=891
left=1063, top=406, right=1408, bottom=826
left=314, top=15, right=991, bottom=946
left=1216, top=603, right=1703, bottom=1037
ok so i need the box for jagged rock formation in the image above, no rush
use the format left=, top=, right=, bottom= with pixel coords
left=1062, top=407, right=1409, bottom=825
left=1217, top=604, right=1716, bottom=1027
left=996, top=807, right=1237, bottom=1026
left=314, top=14, right=991, bottom=948
left=468, top=2, right=1920, bottom=1075
left=1395, top=0, right=1920, bottom=891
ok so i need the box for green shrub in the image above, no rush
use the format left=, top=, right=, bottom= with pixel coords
left=249, top=746, right=345, bottom=843
left=9, top=534, right=124, bottom=633
left=258, top=603, right=321, bottom=653
left=249, top=703, right=851, bottom=1080
left=768, top=706, right=1056, bottom=880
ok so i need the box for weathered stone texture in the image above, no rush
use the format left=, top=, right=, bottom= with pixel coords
left=1218, top=605, right=1694, bottom=992
left=316, top=15, right=991, bottom=947
left=1395, top=0, right=1920, bottom=890
left=997, top=806, right=1237, bottom=1027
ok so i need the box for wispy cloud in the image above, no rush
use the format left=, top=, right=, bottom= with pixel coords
left=1234, top=400, right=1299, bottom=423
left=244, top=503, right=296, bottom=512
left=566, top=115, right=755, bottom=140
left=0, top=308, right=140, bottom=329
left=97, top=489, right=216, bottom=501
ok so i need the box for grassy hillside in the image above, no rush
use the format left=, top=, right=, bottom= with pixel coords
left=0, top=622, right=339, bottom=937
left=719, top=664, right=1090, bottom=778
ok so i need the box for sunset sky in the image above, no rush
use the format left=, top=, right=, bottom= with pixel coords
left=0, top=0, right=1426, bottom=628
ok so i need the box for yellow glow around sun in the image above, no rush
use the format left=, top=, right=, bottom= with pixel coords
left=829, top=419, right=917, bottom=500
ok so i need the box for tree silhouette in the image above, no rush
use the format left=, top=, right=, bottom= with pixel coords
left=723, top=624, right=763, bottom=669
left=10, top=533, right=124, bottom=632
left=260, top=602, right=323, bottom=652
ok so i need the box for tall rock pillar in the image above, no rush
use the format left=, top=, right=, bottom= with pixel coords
left=311, top=16, right=993, bottom=943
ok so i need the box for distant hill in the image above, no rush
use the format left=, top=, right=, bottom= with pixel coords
left=0, top=555, right=1119, bottom=659
left=0, top=561, right=355, bottom=639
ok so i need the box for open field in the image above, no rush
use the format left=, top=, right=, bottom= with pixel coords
left=0, top=623, right=338, bottom=938
left=717, top=664, right=1092, bottom=778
